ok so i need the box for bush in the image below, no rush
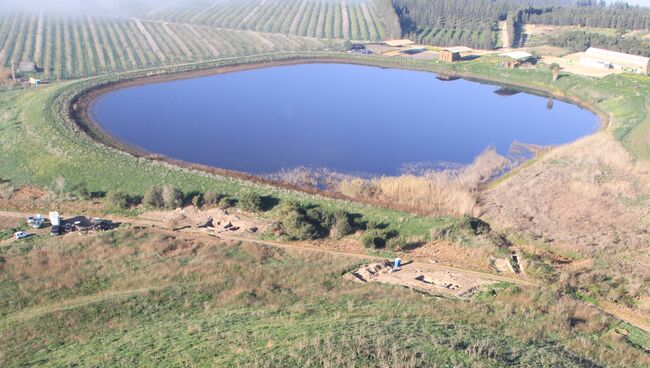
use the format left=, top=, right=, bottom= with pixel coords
left=70, top=182, right=91, bottom=200
left=219, top=196, right=235, bottom=209
left=431, top=216, right=491, bottom=242
left=144, top=187, right=164, bottom=208
left=240, top=192, right=264, bottom=212
left=278, top=202, right=325, bottom=240
left=0, top=181, right=14, bottom=199
left=106, top=191, right=131, bottom=209
left=204, top=191, right=224, bottom=206
left=332, top=210, right=355, bottom=238
left=361, top=227, right=399, bottom=249
left=161, top=185, right=183, bottom=209
left=276, top=203, right=360, bottom=241
left=386, top=236, right=407, bottom=250
left=362, top=229, right=388, bottom=249
left=192, top=194, right=203, bottom=208
left=306, top=207, right=334, bottom=229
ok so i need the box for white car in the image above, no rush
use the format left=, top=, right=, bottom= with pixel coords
left=14, top=231, right=29, bottom=240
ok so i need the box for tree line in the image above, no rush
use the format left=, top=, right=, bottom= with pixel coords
left=549, top=30, right=650, bottom=56
left=390, top=0, right=650, bottom=49
left=522, top=2, right=650, bottom=30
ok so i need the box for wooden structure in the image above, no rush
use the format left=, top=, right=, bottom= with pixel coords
left=439, top=47, right=472, bottom=62
left=500, top=51, right=536, bottom=68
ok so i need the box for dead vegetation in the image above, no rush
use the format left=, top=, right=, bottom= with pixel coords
left=338, top=147, right=511, bottom=217
left=482, top=132, right=650, bottom=312
left=0, top=180, right=14, bottom=199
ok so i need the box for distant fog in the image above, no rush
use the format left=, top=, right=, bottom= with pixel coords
left=1, top=0, right=648, bottom=14
left=0, top=0, right=186, bottom=14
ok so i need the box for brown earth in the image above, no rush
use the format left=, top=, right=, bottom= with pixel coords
left=140, top=206, right=270, bottom=234
left=482, top=133, right=650, bottom=298
left=348, top=261, right=496, bottom=297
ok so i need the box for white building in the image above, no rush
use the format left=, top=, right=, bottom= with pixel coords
left=580, top=47, right=650, bottom=75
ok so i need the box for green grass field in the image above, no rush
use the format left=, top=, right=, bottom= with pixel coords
left=1, top=227, right=648, bottom=367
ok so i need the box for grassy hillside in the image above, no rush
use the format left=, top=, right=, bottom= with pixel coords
left=1, top=227, right=648, bottom=367
left=0, top=13, right=339, bottom=79
left=143, top=0, right=390, bottom=41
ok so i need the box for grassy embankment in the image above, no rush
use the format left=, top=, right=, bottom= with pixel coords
left=1, top=227, right=648, bottom=367
left=1, top=51, right=649, bottom=236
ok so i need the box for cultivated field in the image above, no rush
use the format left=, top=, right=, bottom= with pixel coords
left=0, top=13, right=338, bottom=79
left=142, top=0, right=394, bottom=41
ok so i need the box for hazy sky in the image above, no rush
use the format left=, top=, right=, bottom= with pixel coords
left=2, top=0, right=649, bottom=13
left=620, top=0, right=650, bottom=5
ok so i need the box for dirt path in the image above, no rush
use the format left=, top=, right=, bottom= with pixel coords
left=131, top=17, right=165, bottom=62
left=289, top=0, right=309, bottom=35
left=500, top=21, right=509, bottom=49
left=0, top=285, right=183, bottom=326
left=599, top=301, right=650, bottom=334
left=341, top=1, right=350, bottom=40
left=0, top=209, right=534, bottom=290
left=1, top=210, right=647, bottom=332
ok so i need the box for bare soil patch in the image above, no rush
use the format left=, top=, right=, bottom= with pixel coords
left=347, top=261, right=496, bottom=297
left=139, top=206, right=270, bottom=235
left=482, top=133, right=650, bottom=295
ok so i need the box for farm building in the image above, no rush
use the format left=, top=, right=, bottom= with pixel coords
left=580, top=47, right=650, bottom=75
left=439, top=46, right=472, bottom=62
left=383, top=39, right=415, bottom=47
left=500, top=51, right=537, bottom=68
left=18, top=61, right=37, bottom=73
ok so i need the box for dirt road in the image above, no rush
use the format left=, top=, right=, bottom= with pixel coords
left=1, top=210, right=648, bottom=332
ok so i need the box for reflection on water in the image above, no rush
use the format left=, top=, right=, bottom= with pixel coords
left=493, top=87, right=522, bottom=96
left=92, top=63, right=599, bottom=178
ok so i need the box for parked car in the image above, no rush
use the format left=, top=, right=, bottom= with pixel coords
left=14, top=231, right=29, bottom=240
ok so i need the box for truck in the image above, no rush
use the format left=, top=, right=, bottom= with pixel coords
left=49, top=212, right=61, bottom=236
left=27, top=214, right=45, bottom=229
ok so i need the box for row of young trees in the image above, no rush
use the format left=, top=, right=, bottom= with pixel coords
left=522, top=2, right=650, bottom=30
left=146, top=0, right=389, bottom=41
left=390, top=0, right=650, bottom=49
left=414, top=27, right=498, bottom=50
left=549, top=30, right=650, bottom=57
left=392, top=0, right=574, bottom=31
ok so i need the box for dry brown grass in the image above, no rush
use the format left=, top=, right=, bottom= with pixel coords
left=483, top=132, right=650, bottom=310
left=338, top=148, right=510, bottom=216
left=3, top=227, right=649, bottom=367
left=0, top=181, right=14, bottom=199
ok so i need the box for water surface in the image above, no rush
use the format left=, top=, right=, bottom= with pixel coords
left=91, top=63, right=599, bottom=176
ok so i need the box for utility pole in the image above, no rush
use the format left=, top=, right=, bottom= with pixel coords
left=10, top=60, right=16, bottom=83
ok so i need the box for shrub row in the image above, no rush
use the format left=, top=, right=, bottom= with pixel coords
left=105, top=186, right=268, bottom=212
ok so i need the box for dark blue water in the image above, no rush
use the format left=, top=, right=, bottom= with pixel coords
left=91, top=63, right=599, bottom=176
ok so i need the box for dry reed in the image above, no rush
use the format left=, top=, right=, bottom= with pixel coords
left=338, top=147, right=511, bottom=216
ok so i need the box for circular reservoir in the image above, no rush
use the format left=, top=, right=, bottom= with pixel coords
left=90, top=63, right=599, bottom=177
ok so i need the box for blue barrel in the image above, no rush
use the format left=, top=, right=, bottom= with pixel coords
left=393, top=258, right=401, bottom=268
